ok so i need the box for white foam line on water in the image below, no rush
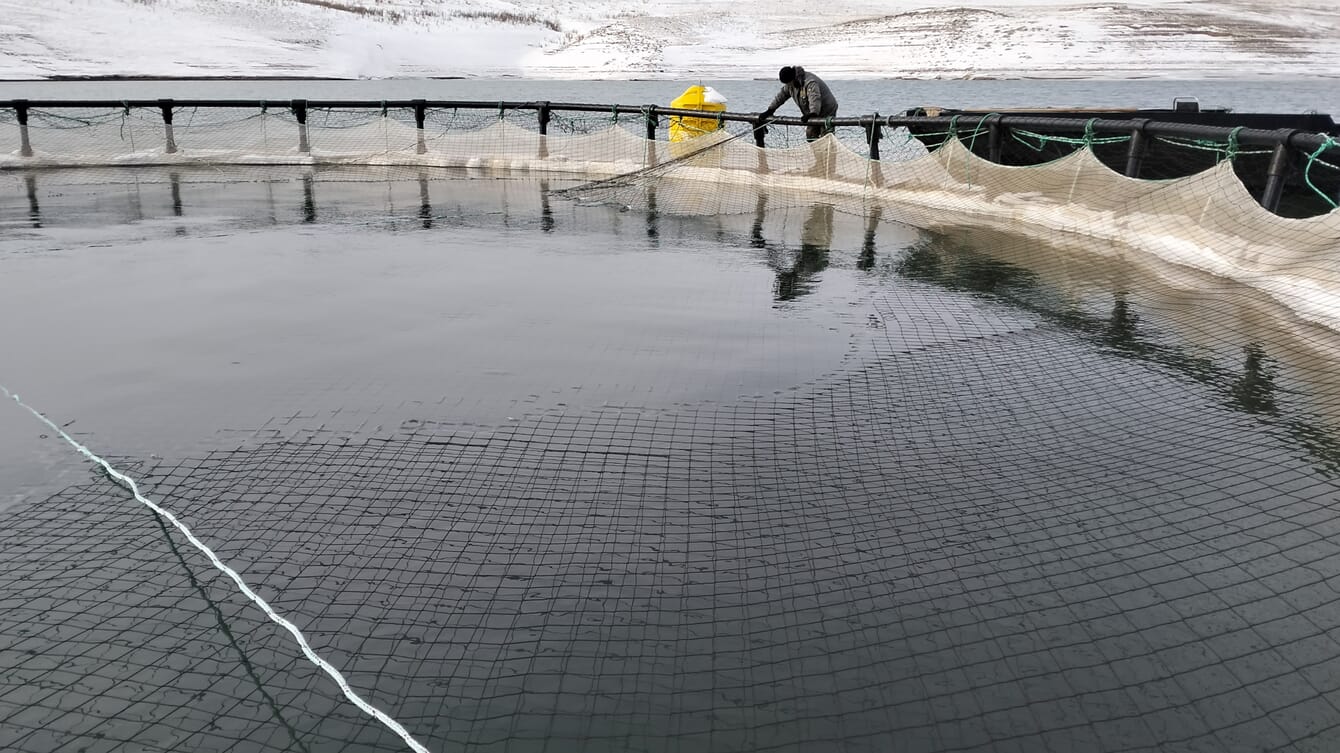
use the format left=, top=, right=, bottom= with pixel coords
left=1, top=385, right=433, bottom=753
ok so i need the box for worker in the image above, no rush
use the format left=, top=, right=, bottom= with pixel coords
left=760, top=66, right=839, bottom=142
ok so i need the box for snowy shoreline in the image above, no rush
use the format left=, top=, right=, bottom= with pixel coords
left=2, top=0, right=1338, bottom=82
left=7, top=71, right=1340, bottom=83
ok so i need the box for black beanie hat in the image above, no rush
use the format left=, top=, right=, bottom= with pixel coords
left=778, top=66, right=795, bottom=84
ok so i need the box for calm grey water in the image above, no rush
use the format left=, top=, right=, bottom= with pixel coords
left=5, top=84, right=1340, bottom=753
left=2, top=78, right=1338, bottom=118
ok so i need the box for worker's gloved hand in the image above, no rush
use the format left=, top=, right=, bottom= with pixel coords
left=801, top=113, right=813, bottom=123
left=759, top=110, right=776, bottom=122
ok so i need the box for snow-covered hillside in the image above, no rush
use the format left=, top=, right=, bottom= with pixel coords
left=2, top=0, right=1339, bottom=80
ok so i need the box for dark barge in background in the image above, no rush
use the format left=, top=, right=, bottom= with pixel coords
left=901, top=99, right=1340, bottom=217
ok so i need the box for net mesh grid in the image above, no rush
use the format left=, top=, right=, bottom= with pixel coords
left=7, top=312, right=1340, bottom=753
left=3, top=102, right=1340, bottom=753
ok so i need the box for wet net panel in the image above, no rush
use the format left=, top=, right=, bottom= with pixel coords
left=3, top=103, right=1340, bottom=753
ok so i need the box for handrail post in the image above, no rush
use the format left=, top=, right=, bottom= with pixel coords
left=866, top=114, right=882, bottom=161
left=413, top=99, right=427, bottom=154
left=536, top=102, right=552, bottom=160
left=753, top=114, right=768, bottom=148
left=1124, top=119, right=1150, bottom=178
left=291, top=99, right=309, bottom=153
left=642, top=106, right=658, bottom=168
left=987, top=115, right=1003, bottom=163
left=1261, top=132, right=1295, bottom=213
left=537, top=102, right=551, bottom=135
left=644, top=106, right=657, bottom=141
left=14, top=99, right=32, bottom=157
left=158, top=98, right=177, bottom=154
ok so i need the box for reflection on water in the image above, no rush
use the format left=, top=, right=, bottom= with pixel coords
left=1233, top=343, right=1278, bottom=415
left=418, top=174, right=433, bottom=229
left=154, top=514, right=314, bottom=753
left=748, top=196, right=838, bottom=302
left=302, top=174, right=316, bottom=223
left=7, top=166, right=1340, bottom=462
left=858, top=205, right=881, bottom=272
left=24, top=174, right=39, bottom=228
left=7, top=166, right=1340, bottom=466
left=773, top=203, right=834, bottom=302
left=1104, top=293, right=1140, bottom=351
left=893, top=227, right=1340, bottom=475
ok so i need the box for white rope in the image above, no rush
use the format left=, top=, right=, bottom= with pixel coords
left=2, top=384, right=432, bottom=753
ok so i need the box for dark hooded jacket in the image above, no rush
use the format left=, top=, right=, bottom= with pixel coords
left=765, top=66, right=838, bottom=119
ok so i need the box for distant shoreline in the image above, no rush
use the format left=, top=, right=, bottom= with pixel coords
left=2, top=73, right=1339, bottom=84
left=32, top=75, right=467, bottom=82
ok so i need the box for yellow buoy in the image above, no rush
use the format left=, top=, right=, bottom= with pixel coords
left=669, top=85, right=727, bottom=143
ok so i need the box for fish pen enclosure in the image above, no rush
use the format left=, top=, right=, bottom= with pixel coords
left=5, top=97, right=1340, bottom=216
left=4, top=97, right=1340, bottom=753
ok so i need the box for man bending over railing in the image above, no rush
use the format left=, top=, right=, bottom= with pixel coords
left=761, top=66, right=840, bottom=142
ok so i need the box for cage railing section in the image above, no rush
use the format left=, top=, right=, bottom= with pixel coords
left=5, top=98, right=1339, bottom=216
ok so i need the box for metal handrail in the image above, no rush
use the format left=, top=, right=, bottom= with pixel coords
left=3, top=98, right=1335, bottom=151
left=4, top=98, right=1337, bottom=212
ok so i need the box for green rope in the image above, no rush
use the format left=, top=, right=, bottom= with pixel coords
left=1084, top=118, right=1096, bottom=148
left=1224, top=126, right=1242, bottom=162
left=1156, top=135, right=1221, bottom=152
left=1011, top=129, right=1130, bottom=152
left=910, top=128, right=952, bottom=140
left=1154, top=135, right=1270, bottom=157
left=968, top=113, right=999, bottom=155
left=548, top=111, right=615, bottom=135
left=1303, top=137, right=1340, bottom=209
left=32, top=109, right=104, bottom=128
left=1013, top=130, right=1044, bottom=151
left=907, top=128, right=955, bottom=152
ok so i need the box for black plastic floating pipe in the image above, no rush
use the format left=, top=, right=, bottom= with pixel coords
left=864, top=115, right=882, bottom=161
left=3, top=99, right=1334, bottom=154
left=880, top=113, right=1337, bottom=154
left=1124, top=119, right=1151, bottom=179
left=985, top=114, right=1004, bottom=163
left=1261, top=134, right=1297, bottom=214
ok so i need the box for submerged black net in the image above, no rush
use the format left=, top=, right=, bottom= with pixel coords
left=4, top=101, right=1340, bottom=753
